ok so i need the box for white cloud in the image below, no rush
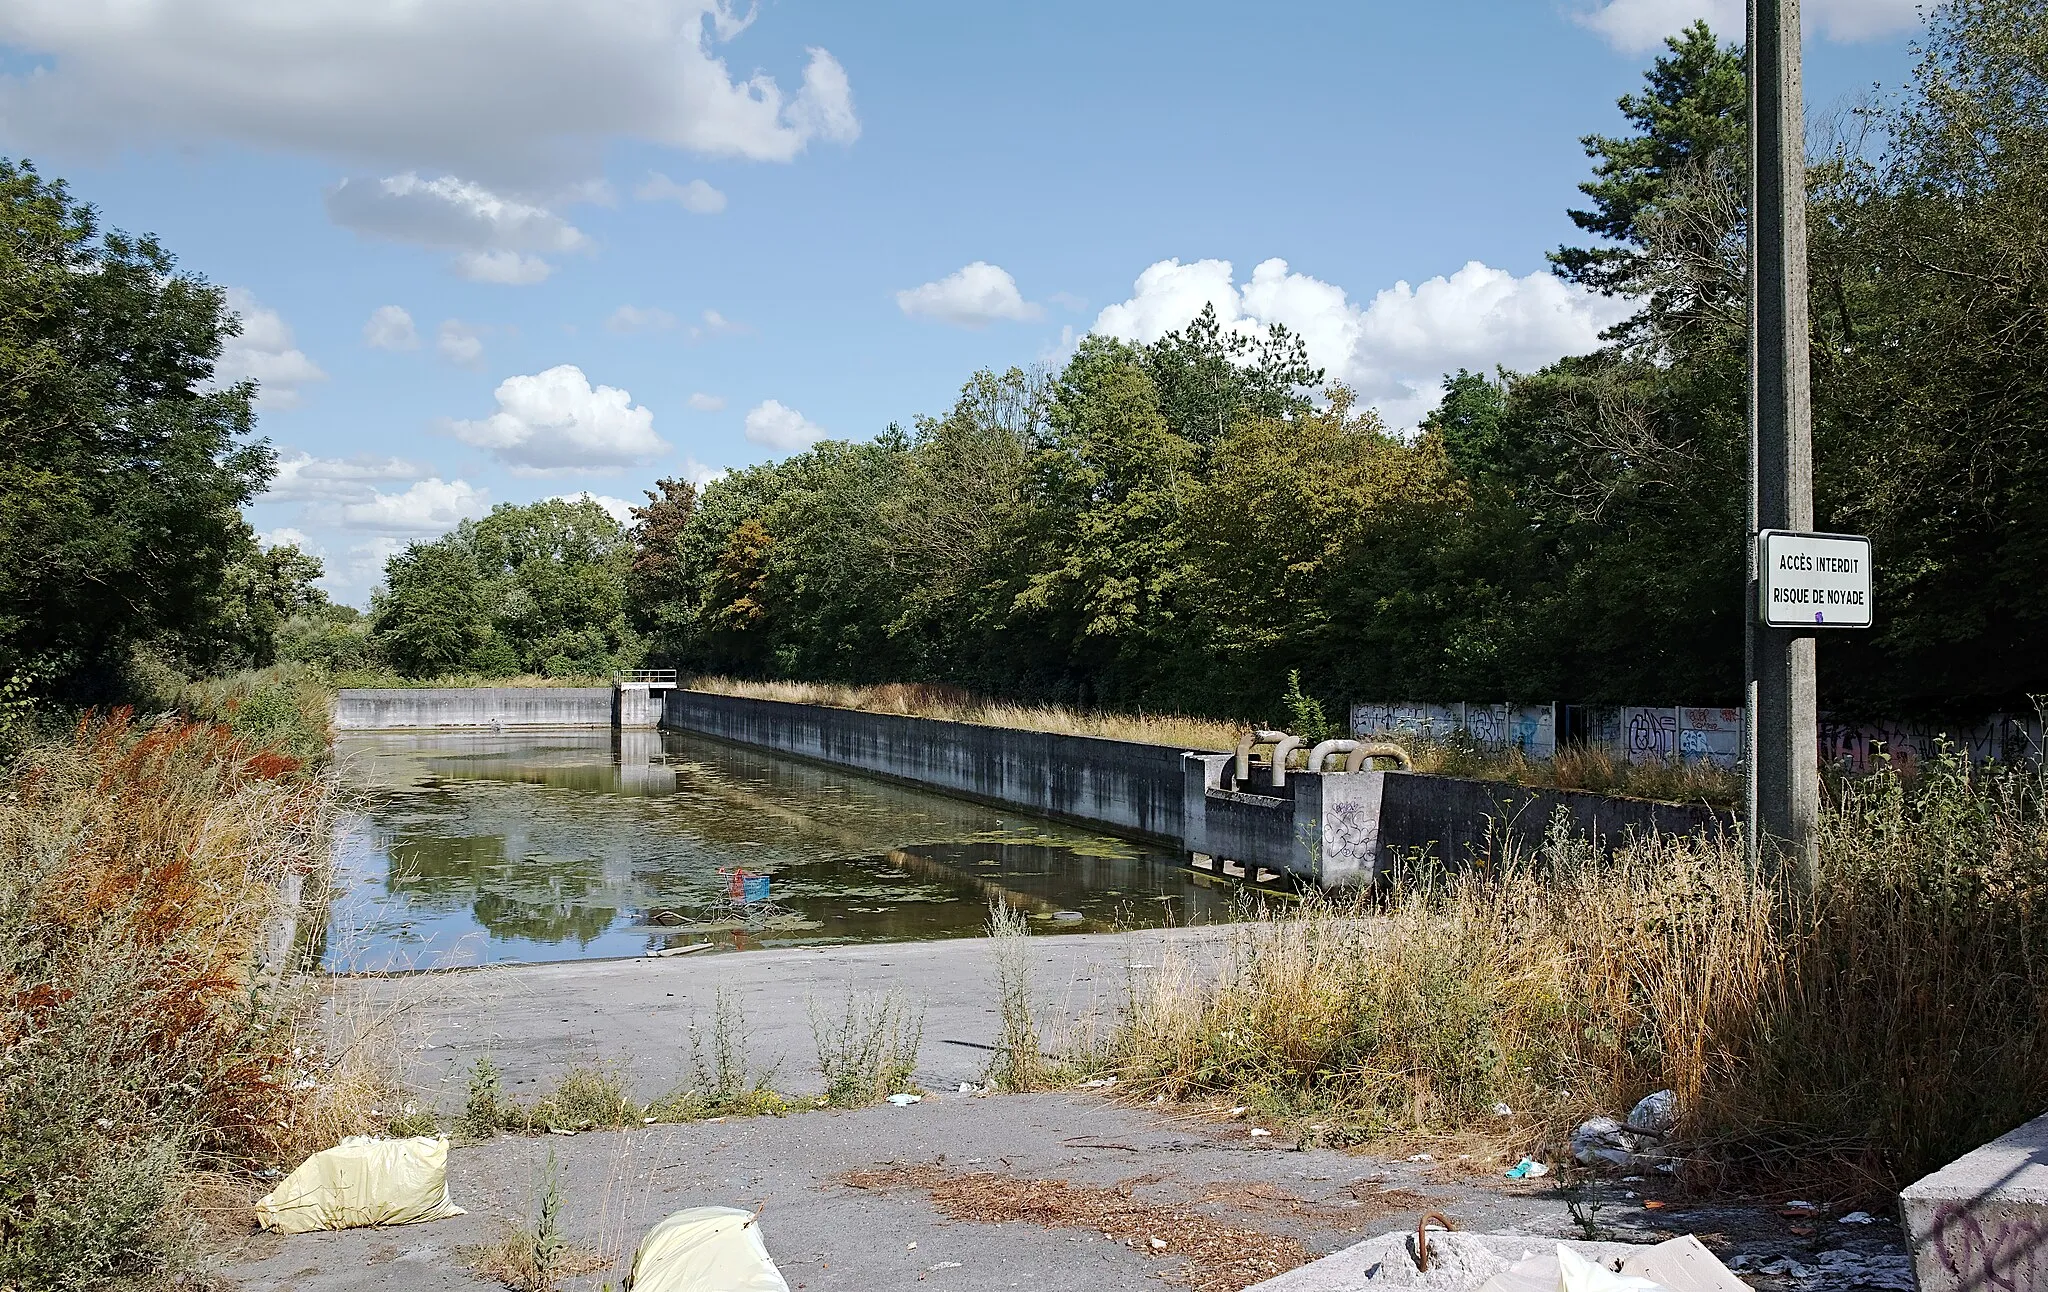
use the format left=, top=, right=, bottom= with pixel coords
left=608, top=305, right=679, bottom=333
left=896, top=261, right=1042, bottom=327
left=328, top=173, right=588, bottom=283
left=680, top=457, right=726, bottom=487
left=689, top=308, right=748, bottom=340
left=263, top=451, right=427, bottom=504
left=743, top=399, right=825, bottom=451
left=448, top=365, right=668, bottom=473
left=437, top=320, right=485, bottom=367
left=687, top=392, right=727, bottom=412
left=340, top=478, right=489, bottom=533
left=362, top=304, right=419, bottom=350
left=213, top=288, right=325, bottom=408
left=1093, top=256, right=1635, bottom=428
left=0, top=2, right=859, bottom=183
left=455, top=250, right=553, bottom=285
left=257, top=527, right=318, bottom=553
left=636, top=172, right=727, bottom=214
left=1575, top=0, right=1920, bottom=51
left=552, top=491, right=638, bottom=526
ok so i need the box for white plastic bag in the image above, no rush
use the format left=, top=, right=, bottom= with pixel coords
left=1557, top=1245, right=1666, bottom=1292
left=627, top=1206, right=789, bottom=1292
left=254, top=1135, right=465, bottom=1234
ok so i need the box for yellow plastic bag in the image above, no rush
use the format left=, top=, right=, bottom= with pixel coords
left=626, top=1206, right=789, bottom=1292
left=254, top=1135, right=466, bottom=1234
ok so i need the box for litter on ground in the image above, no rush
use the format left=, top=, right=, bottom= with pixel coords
left=253, top=1136, right=465, bottom=1234
left=625, top=1206, right=789, bottom=1292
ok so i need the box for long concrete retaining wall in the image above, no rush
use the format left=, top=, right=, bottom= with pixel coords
left=335, top=687, right=616, bottom=730
left=661, top=690, right=1190, bottom=845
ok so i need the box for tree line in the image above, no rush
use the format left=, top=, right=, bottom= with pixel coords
left=616, top=5, right=2048, bottom=721
left=5, top=2, right=2042, bottom=723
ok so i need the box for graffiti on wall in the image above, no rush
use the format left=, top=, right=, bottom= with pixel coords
left=1356, top=701, right=2039, bottom=769
left=1926, top=1202, right=2045, bottom=1292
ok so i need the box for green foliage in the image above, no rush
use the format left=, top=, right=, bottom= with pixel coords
left=0, top=158, right=275, bottom=701
left=612, top=2, right=2040, bottom=721
left=810, top=991, right=924, bottom=1107
left=1281, top=671, right=1335, bottom=744
left=370, top=496, right=642, bottom=679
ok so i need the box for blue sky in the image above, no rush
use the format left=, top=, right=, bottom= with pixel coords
left=0, top=0, right=1922, bottom=604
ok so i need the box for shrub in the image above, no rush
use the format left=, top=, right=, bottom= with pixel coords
left=0, top=712, right=338, bottom=1288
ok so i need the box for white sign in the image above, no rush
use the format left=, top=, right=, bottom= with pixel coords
left=1758, top=530, right=1872, bottom=628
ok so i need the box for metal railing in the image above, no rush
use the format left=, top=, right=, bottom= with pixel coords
left=620, top=669, right=679, bottom=685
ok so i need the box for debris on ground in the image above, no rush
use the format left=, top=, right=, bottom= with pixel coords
left=626, top=1205, right=789, bottom=1292
left=842, top=1164, right=1313, bottom=1292
left=253, top=1136, right=465, bottom=1234
left=1570, top=1090, right=1678, bottom=1174
left=1247, top=1230, right=1747, bottom=1291
left=1728, top=1248, right=1914, bottom=1290
left=1504, top=1157, right=1549, bottom=1180
left=885, top=1093, right=922, bottom=1106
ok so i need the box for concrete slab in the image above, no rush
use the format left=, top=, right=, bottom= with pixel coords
left=1900, top=1108, right=2048, bottom=1292
left=334, top=928, right=1233, bottom=1110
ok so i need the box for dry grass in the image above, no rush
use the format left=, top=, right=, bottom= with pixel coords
left=1098, top=749, right=2048, bottom=1192
left=0, top=710, right=345, bottom=1289
left=1407, top=738, right=1743, bottom=807
left=842, top=1165, right=1313, bottom=1292
left=686, top=676, right=1244, bottom=750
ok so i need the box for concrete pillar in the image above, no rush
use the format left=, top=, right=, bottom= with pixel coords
left=1745, top=0, right=1821, bottom=884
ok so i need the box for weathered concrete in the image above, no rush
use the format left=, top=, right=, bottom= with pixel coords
left=613, top=680, right=670, bottom=729
left=662, top=690, right=1195, bottom=846
left=335, top=928, right=1232, bottom=1109
left=1900, top=1109, right=2048, bottom=1292
left=335, top=687, right=615, bottom=730
left=1183, top=755, right=1734, bottom=888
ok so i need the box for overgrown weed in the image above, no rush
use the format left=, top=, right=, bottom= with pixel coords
left=811, top=990, right=924, bottom=1107
left=463, top=1149, right=609, bottom=1292
left=0, top=711, right=342, bottom=1289
left=1096, top=749, right=2048, bottom=1191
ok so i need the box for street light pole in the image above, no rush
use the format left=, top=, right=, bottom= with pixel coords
left=1746, top=0, right=1821, bottom=883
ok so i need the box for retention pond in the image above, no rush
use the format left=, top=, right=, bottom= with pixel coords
left=326, top=729, right=1238, bottom=971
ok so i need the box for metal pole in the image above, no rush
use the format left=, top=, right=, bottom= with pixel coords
left=1745, top=0, right=1821, bottom=884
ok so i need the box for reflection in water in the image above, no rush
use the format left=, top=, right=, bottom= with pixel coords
left=326, top=728, right=1240, bottom=970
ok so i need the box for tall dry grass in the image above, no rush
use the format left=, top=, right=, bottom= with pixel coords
left=0, top=711, right=363, bottom=1289
left=1103, top=748, right=2048, bottom=1191
left=1407, top=737, right=1743, bottom=807
left=686, top=676, right=1244, bottom=750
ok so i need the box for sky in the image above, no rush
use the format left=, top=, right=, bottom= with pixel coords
left=0, top=0, right=1926, bottom=605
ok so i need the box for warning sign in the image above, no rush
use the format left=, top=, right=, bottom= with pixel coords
left=1757, top=530, right=1873, bottom=629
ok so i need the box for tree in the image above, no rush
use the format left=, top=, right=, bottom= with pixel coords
left=0, top=159, right=273, bottom=697
left=369, top=497, right=641, bottom=678
left=1549, top=22, right=1747, bottom=300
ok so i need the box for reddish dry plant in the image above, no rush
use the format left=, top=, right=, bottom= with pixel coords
left=1, top=710, right=340, bottom=1286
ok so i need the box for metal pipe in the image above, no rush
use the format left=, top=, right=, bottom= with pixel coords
left=1345, top=742, right=1414, bottom=772
left=1234, top=729, right=1291, bottom=783
left=1414, top=1214, right=1457, bottom=1272
left=1269, top=735, right=1306, bottom=787
left=1306, top=739, right=1358, bottom=773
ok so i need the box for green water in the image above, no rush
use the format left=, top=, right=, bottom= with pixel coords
left=324, top=728, right=1240, bottom=970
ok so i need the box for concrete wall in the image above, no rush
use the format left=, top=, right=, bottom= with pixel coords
left=1183, top=754, right=1730, bottom=887
left=662, top=690, right=1191, bottom=845
left=334, top=687, right=614, bottom=730
left=1901, top=1109, right=2048, bottom=1292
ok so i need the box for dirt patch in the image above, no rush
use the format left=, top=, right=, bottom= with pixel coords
left=843, top=1165, right=1314, bottom=1292
left=1193, top=1180, right=1443, bottom=1230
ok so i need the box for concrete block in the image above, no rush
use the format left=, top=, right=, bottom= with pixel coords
left=1900, top=1109, right=2048, bottom=1292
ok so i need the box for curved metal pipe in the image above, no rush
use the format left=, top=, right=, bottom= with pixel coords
left=1414, top=1213, right=1457, bottom=1272
left=1307, top=739, right=1358, bottom=773
left=1344, top=741, right=1414, bottom=772
left=1269, top=735, right=1306, bottom=787
left=1234, top=729, right=1292, bottom=783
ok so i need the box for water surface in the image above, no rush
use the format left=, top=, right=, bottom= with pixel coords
left=326, top=729, right=1237, bottom=970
